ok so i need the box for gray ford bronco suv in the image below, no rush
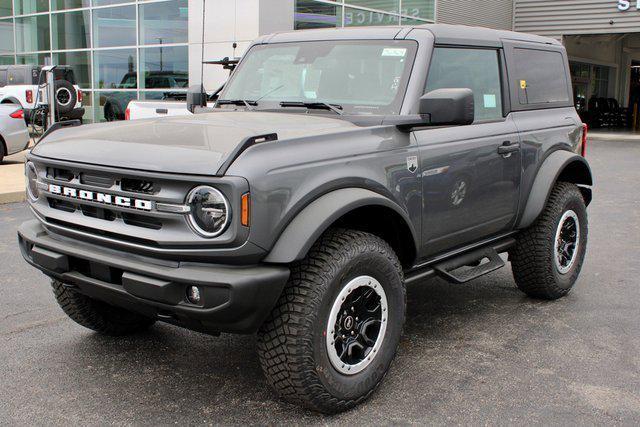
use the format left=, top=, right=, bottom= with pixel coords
left=18, top=25, right=592, bottom=413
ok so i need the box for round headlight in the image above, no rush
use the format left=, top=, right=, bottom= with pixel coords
left=25, top=162, right=39, bottom=201
left=187, top=186, right=230, bottom=238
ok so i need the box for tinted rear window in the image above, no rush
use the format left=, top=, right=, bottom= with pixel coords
left=513, top=48, right=570, bottom=105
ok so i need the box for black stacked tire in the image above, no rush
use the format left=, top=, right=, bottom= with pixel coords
left=510, top=182, right=588, bottom=300
left=257, top=229, right=406, bottom=413
left=52, top=280, right=156, bottom=336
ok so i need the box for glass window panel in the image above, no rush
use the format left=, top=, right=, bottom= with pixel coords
left=139, top=90, right=186, bottom=101
left=52, top=10, right=90, bottom=50
left=14, top=0, right=48, bottom=15
left=513, top=48, right=570, bottom=104
left=93, top=6, right=136, bottom=48
left=52, top=0, right=90, bottom=10
left=0, top=18, right=13, bottom=55
left=139, top=0, right=188, bottom=45
left=348, top=0, right=399, bottom=14
left=0, top=55, right=14, bottom=65
left=94, top=91, right=137, bottom=122
left=16, top=52, right=49, bottom=66
left=93, top=0, right=130, bottom=6
left=15, top=15, right=50, bottom=52
left=78, top=90, right=93, bottom=123
left=53, top=51, right=90, bottom=88
left=426, top=47, right=503, bottom=121
left=0, top=0, right=12, bottom=17
left=140, top=45, right=188, bottom=89
left=344, top=7, right=399, bottom=26
left=402, top=0, right=435, bottom=21
left=400, top=16, right=429, bottom=25
left=94, top=48, right=136, bottom=89
left=295, top=0, right=341, bottom=30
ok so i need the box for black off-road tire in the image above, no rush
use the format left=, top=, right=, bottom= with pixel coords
left=54, top=80, right=77, bottom=115
left=52, top=279, right=156, bottom=336
left=257, top=229, right=406, bottom=413
left=510, top=182, right=588, bottom=300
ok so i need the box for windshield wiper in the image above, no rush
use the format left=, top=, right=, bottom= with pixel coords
left=217, top=99, right=257, bottom=109
left=279, top=101, right=344, bottom=115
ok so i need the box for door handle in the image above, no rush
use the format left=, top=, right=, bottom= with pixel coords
left=497, top=141, right=520, bottom=157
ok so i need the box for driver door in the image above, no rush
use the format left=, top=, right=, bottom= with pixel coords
left=414, top=46, right=521, bottom=258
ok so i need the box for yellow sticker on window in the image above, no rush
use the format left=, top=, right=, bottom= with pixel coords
left=520, top=80, right=527, bottom=89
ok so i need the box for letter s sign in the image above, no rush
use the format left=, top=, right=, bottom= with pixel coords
left=619, top=0, right=630, bottom=11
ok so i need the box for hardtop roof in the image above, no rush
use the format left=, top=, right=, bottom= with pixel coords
left=259, top=23, right=560, bottom=47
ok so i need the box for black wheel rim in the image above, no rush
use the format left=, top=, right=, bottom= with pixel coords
left=326, top=276, right=388, bottom=375
left=554, top=210, right=580, bottom=274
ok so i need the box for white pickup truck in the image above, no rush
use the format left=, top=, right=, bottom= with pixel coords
left=126, top=58, right=237, bottom=120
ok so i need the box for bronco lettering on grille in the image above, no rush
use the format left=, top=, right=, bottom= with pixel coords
left=48, top=184, right=152, bottom=211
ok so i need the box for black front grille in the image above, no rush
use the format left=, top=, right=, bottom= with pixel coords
left=80, top=205, right=116, bottom=221
left=121, top=178, right=157, bottom=194
left=80, top=173, right=114, bottom=188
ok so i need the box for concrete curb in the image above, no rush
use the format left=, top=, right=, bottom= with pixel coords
left=0, top=191, right=25, bottom=204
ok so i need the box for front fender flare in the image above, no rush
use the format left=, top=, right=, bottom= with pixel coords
left=517, top=150, right=592, bottom=229
left=263, top=188, right=418, bottom=264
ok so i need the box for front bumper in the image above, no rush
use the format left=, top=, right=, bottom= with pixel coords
left=18, top=220, right=289, bottom=334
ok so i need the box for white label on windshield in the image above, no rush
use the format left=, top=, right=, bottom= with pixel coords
left=382, top=48, right=407, bottom=57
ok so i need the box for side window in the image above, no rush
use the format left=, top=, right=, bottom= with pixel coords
left=513, top=48, right=570, bottom=105
left=0, top=70, right=6, bottom=88
left=7, top=68, right=25, bottom=85
left=426, top=47, right=503, bottom=121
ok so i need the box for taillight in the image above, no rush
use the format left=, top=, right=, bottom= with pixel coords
left=125, top=107, right=130, bottom=120
left=25, top=89, right=33, bottom=104
left=77, top=90, right=83, bottom=103
left=581, top=123, right=588, bottom=157
left=9, top=109, right=24, bottom=119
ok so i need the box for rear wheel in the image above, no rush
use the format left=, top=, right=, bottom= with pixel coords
left=257, top=229, right=406, bottom=413
left=510, top=182, right=588, bottom=299
left=52, top=279, right=156, bottom=336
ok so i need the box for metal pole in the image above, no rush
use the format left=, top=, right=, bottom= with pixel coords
left=46, top=70, right=56, bottom=129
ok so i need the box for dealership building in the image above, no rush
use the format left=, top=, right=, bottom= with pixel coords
left=1, top=0, right=639, bottom=127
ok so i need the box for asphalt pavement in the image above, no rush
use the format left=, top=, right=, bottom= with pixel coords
left=0, top=139, right=639, bottom=425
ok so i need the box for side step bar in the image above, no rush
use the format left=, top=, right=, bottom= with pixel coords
left=433, top=247, right=505, bottom=284
left=405, top=237, right=515, bottom=285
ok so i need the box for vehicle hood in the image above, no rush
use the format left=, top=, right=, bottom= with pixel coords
left=32, top=112, right=360, bottom=175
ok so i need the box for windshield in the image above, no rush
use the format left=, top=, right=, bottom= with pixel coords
left=219, top=40, right=417, bottom=115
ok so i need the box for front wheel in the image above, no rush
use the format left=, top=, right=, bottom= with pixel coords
left=510, top=182, right=588, bottom=300
left=257, top=229, right=406, bottom=413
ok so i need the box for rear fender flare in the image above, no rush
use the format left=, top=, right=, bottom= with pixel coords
left=263, top=188, right=418, bottom=264
left=517, top=150, right=592, bottom=229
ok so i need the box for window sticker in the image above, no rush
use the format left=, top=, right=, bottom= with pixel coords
left=483, top=94, right=497, bottom=109
left=381, top=48, right=407, bottom=57
left=520, top=80, right=527, bottom=89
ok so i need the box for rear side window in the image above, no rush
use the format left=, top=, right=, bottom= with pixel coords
left=513, top=48, right=570, bottom=105
left=7, top=68, right=26, bottom=85
left=426, top=47, right=503, bottom=121
left=0, top=70, right=6, bottom=87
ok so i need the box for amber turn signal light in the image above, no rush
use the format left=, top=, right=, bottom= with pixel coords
left=241, top=193, right=250, bottom=227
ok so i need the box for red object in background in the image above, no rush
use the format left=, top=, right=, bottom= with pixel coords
left=25, top=89, right=33, bottom=104
left=581, top=123, right=588, bottom=157
left=125, top=107, right=130, bottom=120
left=10, top=109, right=24, bottom=119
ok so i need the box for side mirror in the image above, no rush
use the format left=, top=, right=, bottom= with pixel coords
left=187, top=84, right=207, bottom=113
left=419, top=88, right=475, bottom=126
